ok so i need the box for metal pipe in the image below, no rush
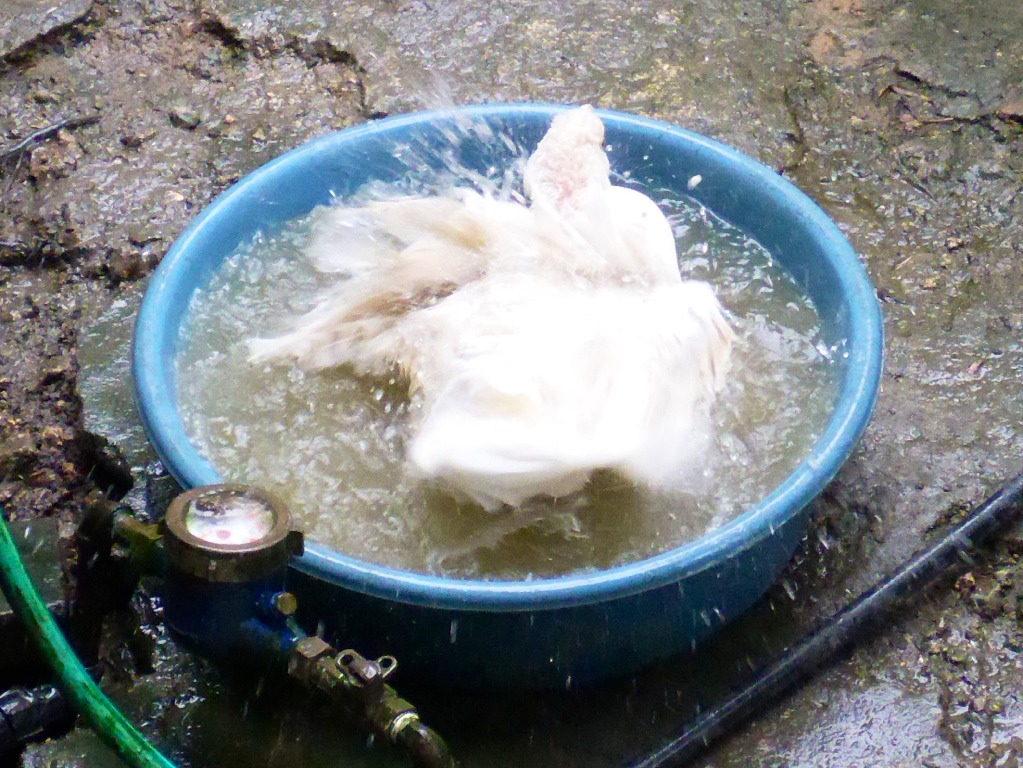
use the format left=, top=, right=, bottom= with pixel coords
left=287, top=637, right=457, bottom=768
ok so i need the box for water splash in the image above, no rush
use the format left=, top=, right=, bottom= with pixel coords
left=175, top=120, right=837, bottom=579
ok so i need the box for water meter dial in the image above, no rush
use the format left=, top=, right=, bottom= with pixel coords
left=162, top=485, right=303, bottom=583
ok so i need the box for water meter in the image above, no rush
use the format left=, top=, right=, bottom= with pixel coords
left=93, top=483, right=454, bottom=768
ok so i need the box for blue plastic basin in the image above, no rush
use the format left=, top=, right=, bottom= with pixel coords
left=133, top=104, right=883, bottom=689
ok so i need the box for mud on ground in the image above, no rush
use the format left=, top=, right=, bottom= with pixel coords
left=0, top=0, right=368, bottom=601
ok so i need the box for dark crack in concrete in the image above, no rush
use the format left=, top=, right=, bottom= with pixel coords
left=0, top=0, right=95, bottom=60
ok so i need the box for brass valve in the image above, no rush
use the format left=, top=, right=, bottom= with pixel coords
left=288, top=638, right=455, bottom=768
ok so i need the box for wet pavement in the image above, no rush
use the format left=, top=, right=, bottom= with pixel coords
left=0, top=0, right=94, bottom=59
left=2, top=0, right=1023, bottom=766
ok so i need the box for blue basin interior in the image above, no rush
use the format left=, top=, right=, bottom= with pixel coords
left=133, top=104, right=883, bottom=688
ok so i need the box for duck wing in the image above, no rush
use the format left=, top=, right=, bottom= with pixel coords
left=248, top=191, right=530, bottom=374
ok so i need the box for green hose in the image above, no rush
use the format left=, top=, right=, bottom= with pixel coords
left=0, top=508, right=177, bottom=768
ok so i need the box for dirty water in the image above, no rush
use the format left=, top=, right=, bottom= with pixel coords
left=3, top=0, right=1023, bottom=766
left=172, top=180, right=833, bottom=578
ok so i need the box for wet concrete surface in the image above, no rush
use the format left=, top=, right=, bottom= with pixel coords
left=2, top=0, right=1023, bottom=766
left=0, top=0, right=94, bottom=60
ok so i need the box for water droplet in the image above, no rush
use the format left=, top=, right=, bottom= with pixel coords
left=782, top=579, right=797, bottom=601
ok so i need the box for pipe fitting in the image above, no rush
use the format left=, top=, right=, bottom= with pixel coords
left=286, top=641, right=456, bottom=768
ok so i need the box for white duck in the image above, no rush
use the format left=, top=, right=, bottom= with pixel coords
left=250, top=106, right=733, bottom=509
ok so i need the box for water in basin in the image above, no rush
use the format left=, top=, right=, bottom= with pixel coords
left=175, top=153, right=838, bottom=579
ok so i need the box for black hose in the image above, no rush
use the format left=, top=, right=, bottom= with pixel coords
left=0, top=683, right=75, bottom=755
left=0, top=509, right=178, bottom=768
left=629, top=470, right=1023, bottom=768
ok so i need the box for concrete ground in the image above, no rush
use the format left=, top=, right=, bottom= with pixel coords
left=1, top=0, right=1022, bottom=766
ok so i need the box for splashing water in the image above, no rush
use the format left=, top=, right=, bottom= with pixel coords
left=176, top=131, right=837, bottom=580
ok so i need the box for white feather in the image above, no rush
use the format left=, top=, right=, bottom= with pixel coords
left=249, top=106, right=734, bottom=509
